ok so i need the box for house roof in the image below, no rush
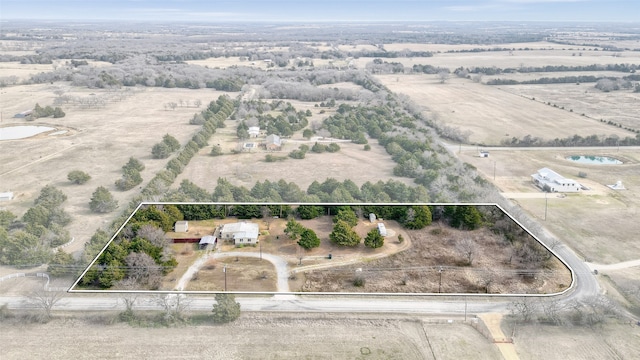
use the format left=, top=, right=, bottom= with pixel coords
left=265, top=134, right=281, bottom=146
left=221, top=222, right=259, bottom=239
left=199, top=235, right=217, bottom=245
left=532, top=167, right=578, bottom=185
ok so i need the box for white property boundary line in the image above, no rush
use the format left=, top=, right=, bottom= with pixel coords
left=68, top=202, right=575, bottom=298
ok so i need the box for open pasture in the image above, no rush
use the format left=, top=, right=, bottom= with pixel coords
left=459, top=148, right=640, bottom=264
left=375, top=74, right=632, bottom=145
left=502, top=83, right=640, bottom=131
left=174, top=134, right=414, bottom=193
left=0, top=314, right=502, bottom=360
left=0, top=83, right=227, bottom=255
left=352, top=47, right=640, bottom=70
left=186, top=57, right=274, bottom=70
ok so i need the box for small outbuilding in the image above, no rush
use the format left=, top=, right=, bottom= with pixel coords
left=0, top=192, right=14, bottom=201
left=265, top=134, right=282, bottom=151
left=377, top=223, right=387, bottom=237
left=199, top=235, right=217, bottom=249
left=174, top=221, right=189, bottom=233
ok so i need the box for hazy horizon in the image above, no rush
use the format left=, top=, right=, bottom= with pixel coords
left=1, top=0, right=639, bottom=23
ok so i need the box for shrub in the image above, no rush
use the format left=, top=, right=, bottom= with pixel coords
left=67, top=170, right=91, bottom=184
left=353, top=276, right=365, bottom=287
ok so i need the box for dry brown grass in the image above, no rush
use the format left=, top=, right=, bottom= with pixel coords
left=0, top=84, right=227, bottom=256
left=299, top=224, right=571, bottom=294
left=459, top=148, right=640, bottom=265
left=185, top=257, right=277, bottom=292
left=375, top=74, right=634, bottom=145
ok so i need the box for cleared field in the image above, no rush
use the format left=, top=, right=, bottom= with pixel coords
left=502, top=83, right=640, bottom=131
left=0, top=314, right=500, bottom=360
left=174, top=128, right=414, bottom=192
left=512, top=322, right=640, bottom=360
left=352, top=49, right=640, bottom=70
left=458, top=148, right=640, bottom=264
left=375, top=74, right=633, bottom=145
left=0, top=62, right=55, bottom=81
left=187, top=57, right=273, bottom=69
left=383, top=41, right=590, bottom=52
left=0, top=83, right=228, bottom=256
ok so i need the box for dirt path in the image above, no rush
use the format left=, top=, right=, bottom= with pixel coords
left=586, top=259, right=640, bottom=271
left=290, top=229, right=412, bottom=274
left=176, top=251, right=291, bottom=292
left=477, top=313, right=520, bottom=360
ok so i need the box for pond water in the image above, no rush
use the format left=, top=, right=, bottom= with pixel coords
left=566, top=155, right=623, bottom=165
left=0, top=125, right=56, bottom=140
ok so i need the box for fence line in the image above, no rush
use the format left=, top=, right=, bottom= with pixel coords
left=0, top=272, right=51, bottom=290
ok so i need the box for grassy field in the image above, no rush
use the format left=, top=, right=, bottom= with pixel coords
left=174, top=119, right=414, bottom=191
left=0, top=83, right=227, bottom=256
left=502, top=83, right=640, bottom=131
left=459, top=148, right=640, bottom=265
left=0, top=313, right=500, bottom=360
left=375, top=74, right=633, bottom=145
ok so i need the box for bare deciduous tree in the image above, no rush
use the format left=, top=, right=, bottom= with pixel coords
left=509, top=298, right=537, bottom=323
left=26, top=289, right=65, bottom=321
left=457, top=238, right=477, bottom=265
left=155, top=294, right=191, bottom=323
left=437, top=70, right=450, bottom=84
left=137, top=224, right=169, bottom=248
left=125, top=252, right=163, bottom=289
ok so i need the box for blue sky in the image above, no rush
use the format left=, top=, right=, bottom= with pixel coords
left=1, top=0, right=638, bottom=22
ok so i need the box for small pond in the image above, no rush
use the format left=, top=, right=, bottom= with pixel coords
left=0, top=125, right=56, bottom=140
left=566, top=155, right=623, bottom=165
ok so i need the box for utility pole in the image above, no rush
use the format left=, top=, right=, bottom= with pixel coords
left=438, top=266, right=443, bottom=293
left=259, top=240, right=262, bottom=260
left=223, top=265, right=227, bottom=291
left=464, top=296, right=468, bottom=322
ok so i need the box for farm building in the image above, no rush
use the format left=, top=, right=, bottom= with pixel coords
left=531, top=168, right=581, bottom=192
left=377, top=223, right=387, bottom=237
left=13, top=110, right=32, bottom=118
left=219, top=221, right=259, bottom=245
left=174, top=221, right=189, bottom=233
left=0, top=192, right=14, bottom=201
left=265, top=134, right=282, bottom=151
left=199, top=235, right=217, bottom=249
left=248, top=126, right=260, bottom=138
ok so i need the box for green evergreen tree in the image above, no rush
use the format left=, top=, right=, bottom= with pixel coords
left=330, top=220, right=361, bottom=246
left=364, top=228, right=384, bottom=248
left=67, top=170, right=91, bottom=184
left=297, top=228, right=320, bottom=249
left=212, top=293, right=241, bottom=323
left=89, top=186, right=118, bottom=213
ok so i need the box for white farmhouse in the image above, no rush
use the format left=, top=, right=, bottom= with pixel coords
left=531, top=168, right=581, bottom=192
left=248, top=126, right=260, bottom=138
left=219, top=221, right=260, bottom=245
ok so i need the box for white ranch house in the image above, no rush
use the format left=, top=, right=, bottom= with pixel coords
left=219, top=221, right=260, bottom=245
left=531, top=167, right=581, bottom=193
